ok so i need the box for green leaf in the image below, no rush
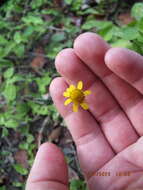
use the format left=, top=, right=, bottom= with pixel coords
left=14, top=44, right=25, bottom=57
left=41, top=9, right=59, bottom=16
left=0, top=115, right=5, bottom=125
left=115, top=26, right=139, bottom=40
left=13, top=164, right=28, bottom=175
left=5, top=119, right=19, bottom=128
left=138, top=17, right=143, bottom=32
left=19, top=142, right=29, bottom=150
left=35, top=105, right=49, bottom=115
left=28, top=102, right=49, bottom=115
left=48, top=105, right=59, bottom=121
left=1, top=150, right=10, bottom=156
left=14, top=32, right=22, bottom=44
left=137, top=33, right=143, bottom=43
left=70, top=179, right=87, bottom=190
left=99, top=25, right=115, bottom=41
left=64, top=0, right=73, bottom=5
left=78, top=8, right=100, bottom=15
left=82, top=20, right=112, bottom=30
left=8, top=75, right=24, bottom=83
left=71, top=0, right=82, bottom=11
left=3, top=67, right=14, bottom=78
left=111, top=39, right=133, bottom=49
left=36, top=73, right=51, bottom=94
left=16, top=103, right=29, bottom=117
left=22, top=15, right=44, bottom=25
left=0, top=20, right=11, bottom=29
left=3, top=84, right=16, bottom=102
left=0, top=43, right=15, bottom=58
left=46, top=44, right=64, bottom=59
left=2, top=128, right=9, bottom=137
left=30, top=0, right=48, bottom=9
left=131, top=3, right=143, bottom=20
left=12, top=182, right=23, bottom=187
left=131, top=40, right=143, bottom=54
left=51, top=33, right=66, bottom=42
left=23, top=26, right=35, bottom=37
left=0, top=35, right=8, bottom=45
left=27, top=134, right=34, bottom=143
left=0, top=186, right=6, bottom=190
left=0, top=59, right=13, bottom=67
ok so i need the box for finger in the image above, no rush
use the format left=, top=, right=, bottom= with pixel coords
left=55, top=48, right=138, bottom=153
left=105, top=48, right=143, bottom=135
left=50, top=77, right=114, bottom=179
left=88, top=137, right=143, bottom=190
left=74, top=32, right=143, bottom=136
left=26, top=143, right=68, bottom=190
left=105, top=48, right=143, bottom=93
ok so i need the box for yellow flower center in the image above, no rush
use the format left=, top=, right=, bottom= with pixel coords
left=70, top=89, right=84, bottom=103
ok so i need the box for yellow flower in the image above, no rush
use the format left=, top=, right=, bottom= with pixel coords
left=63, top=81, right=91, bottom=112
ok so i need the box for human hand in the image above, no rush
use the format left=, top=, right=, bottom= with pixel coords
left=26, top=33, right=143, bottom=190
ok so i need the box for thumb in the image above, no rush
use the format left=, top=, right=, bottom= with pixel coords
left=26, top=142, right=68, bottom=190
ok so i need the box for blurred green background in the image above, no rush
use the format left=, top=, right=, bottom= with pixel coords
left=0, top=0, right=143, bottom=189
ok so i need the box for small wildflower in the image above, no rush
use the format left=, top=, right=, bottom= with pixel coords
left=63, top=81, right=91, bottom=112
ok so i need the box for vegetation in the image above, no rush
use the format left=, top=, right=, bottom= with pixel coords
left=0, top=0, right=143, bottom=189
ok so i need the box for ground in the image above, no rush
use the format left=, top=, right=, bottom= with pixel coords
left=0, top=0, right=143, bottom=190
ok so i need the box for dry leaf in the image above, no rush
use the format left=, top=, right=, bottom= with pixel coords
left=118, top=12, right=134, bottom=25
left=14, top=150, right=28, bottom=168
left=31, top=47, right=46, bottom=71
left=69, top=167, right=79, bottom=180
left=48, top=127, right=62, bottom=142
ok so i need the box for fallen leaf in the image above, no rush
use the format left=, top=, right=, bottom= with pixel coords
left=48, top=127, right=62, bottom=142
left=31, top=47, right=46, bottom=71
left=14, top=150, right=28, bottom=168
left=118, top=12, right=134, bottom=25
left=53, top=0, right=62, bottom=7
left=59, top=128, right=73, bottom=146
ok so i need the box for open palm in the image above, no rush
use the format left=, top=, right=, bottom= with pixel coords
left=26, top=33, right=143, bottom=190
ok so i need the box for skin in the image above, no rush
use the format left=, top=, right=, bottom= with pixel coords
left=26, top=32, right=143, bottom=190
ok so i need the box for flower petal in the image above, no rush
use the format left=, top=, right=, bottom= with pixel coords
left=80, top=102, right=89, bottom=110
left=69, top=84, right=76, bottom=91
left=77, top=81, right=83, bottom=90
left=73, top=103, right=78, bottom=112
left=63, top=91, right=70, bottom=97
left=66, top=88, right=71, bottom=92
left=84, top=90, right=91, bottom=96
left=64, top=98, right=72, bottom=105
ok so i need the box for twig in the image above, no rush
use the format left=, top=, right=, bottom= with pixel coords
left=29, top=52, right=48, bottom=58
left=48, top=26, right=66, bottom=32
left=37, top=116, right=49, bottom=148
left=4, top=137, right=12, bottom=147
left=7, top=52, right=48, bottom=59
